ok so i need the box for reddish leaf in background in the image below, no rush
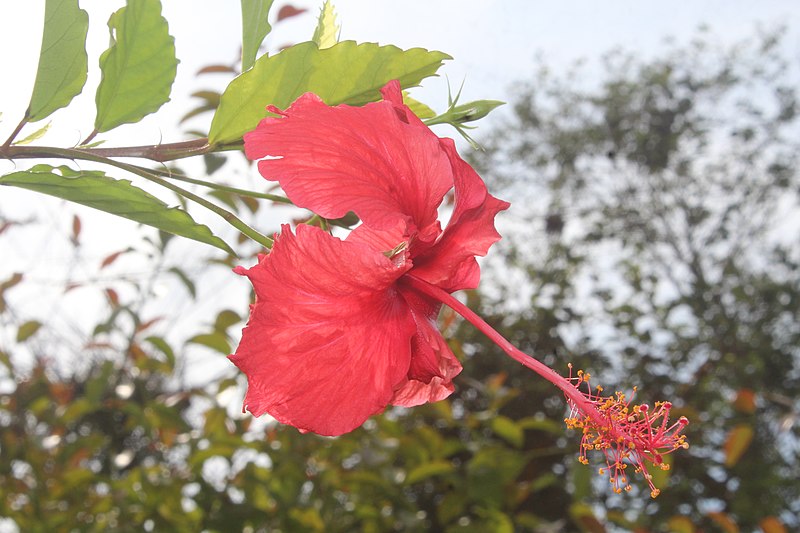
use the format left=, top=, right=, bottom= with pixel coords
left=276, top=4, right=307, bottom=21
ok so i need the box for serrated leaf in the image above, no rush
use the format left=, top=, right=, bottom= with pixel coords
left=209, top=41, right=451, bottom=144
left=723, top=424, right=754, bottom=467
left=241, top=0, right=275, bottom=72
left=13, top=122, right=51, bottom=145
left=17, top=320, right=43, bottom=342
left=311, top=1, right=339, bottom=49
left=0, top=165, right=234, bottom=254
left=27, top=0, right=89, bottom=122
left=94, top=0, right=178, bottom=133
left=405, top=460, right=454, bottom=485
left=403, top=92, right=435, bottom=119
left=188, top=332, right=231, bottom=355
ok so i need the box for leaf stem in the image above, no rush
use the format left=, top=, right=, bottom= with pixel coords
left=2, top=116, right=29, bottom=149
left=144, top=166, right=293, bottom=204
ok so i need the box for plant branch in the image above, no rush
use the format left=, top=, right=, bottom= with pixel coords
left=0, top=138, right=242, bottom=163
left=144, top=166, right=293, bottom=204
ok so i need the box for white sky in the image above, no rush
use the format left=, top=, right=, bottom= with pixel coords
left=1, top=1, right=799, bottom=383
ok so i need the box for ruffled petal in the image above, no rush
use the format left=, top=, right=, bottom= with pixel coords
left=230, top=224, right=416, bottom=436
left=410, top=138, right=510, bottom=292
left=389, top=285, right=462, bottom=407
left=244, top=81, right=453, bottom=238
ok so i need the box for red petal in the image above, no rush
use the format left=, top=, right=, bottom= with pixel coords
left=230, top=224, right=416, bottom=436
left=390, top=286, right=461, bottom=407
left=410, top=138, right=510, bottom=292
left=243, top=84, right=453, bottom=238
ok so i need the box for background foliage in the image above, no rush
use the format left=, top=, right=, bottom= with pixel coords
left=0, top=3, right=798, bottom=532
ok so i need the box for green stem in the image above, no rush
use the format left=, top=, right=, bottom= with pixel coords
left=0, top=138, right=243, bottom=163
left=2, top=116, right=29, bottom=148
left=144, top=166, right=292, bottom=204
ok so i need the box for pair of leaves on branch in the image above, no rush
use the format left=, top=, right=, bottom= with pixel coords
left=23, top=0, right=176, bottom=140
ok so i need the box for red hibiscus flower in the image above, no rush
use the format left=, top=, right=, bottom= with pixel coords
left=234, top=80, right=509, bottom=436
left=234, top=80, right=688, bottom=497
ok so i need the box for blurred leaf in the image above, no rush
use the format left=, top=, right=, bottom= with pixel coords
left=0, top=165, right=234, bottom=254
left=198, top=64, right=237, bottom=75
left=491, top=415, right=524, bottom=448
left=27, top=0, right=89, bottom=122
left=168, top=266, right=197, bottom=299
left=569, top=503, right=606, bottom=533
left=667, top=516, right=697, bottom=533
left=311, top=1, right=338, bottom=49
left=16, top=320, right=42, bottom=342
left=203, top=153, right=227, bottom=175
left=99, top=248, right=130, bottom=269
left=71, top=214, right=81, bottom=245
left=759, top=516, right=788, bottom=533
left=0, top=272, right=24, bottom=313
left=405, top=460, right=455, bottom=485
left=466, top=448, right=527, bottom=507
left=213, top=309, right=241, bottom=332
left=144, top=336, right=176, bottom=369
left=708, top=511, right=740, bottom=533
left=241, top=0, right=274, bottom=71
left=94, top=0, right=178, bottom=133
left=733, top=388, right=757, bottom=414
left=209, top=41, right=450, bottom=144
left=188, top=332, right=231, bottom=355
left=724, top=424, right=754, bottom=467
left=289, top=508, right=325, bottom=532
left=648, top=452, right=673, bottom=494
left=277, top=4, right=307, bottom=21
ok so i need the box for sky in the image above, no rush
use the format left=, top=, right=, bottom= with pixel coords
left=1, top=1, right=799, bottom=383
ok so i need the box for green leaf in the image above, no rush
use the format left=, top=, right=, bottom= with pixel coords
left=168, top=266, right=197, bottom=299
left=0, top=165, right=234, bottom=254
left=94, top=0, right=178, bottom=133
left=490, top=416, right=524, bottom=448
left=27, top=0, right=89, bottom=122
left=188, top=332, right=231, bottom=355
left=17, top=320, right=42, bottom=342
left=209, top=41, right=451, bottom=144
left=144, top=335, right=176, bottom=370
left=403, top=92, right=435, bottom=119
left=213, top=309, right=241, bottom=332
left=405, top=460, right=455, bottom=485
left=13, top=122, right=52, bottom=145
left=241, top=0, right=275, bottom=72
left=724, top=423, right=754, bottom=467
left=311, top=1, right=339, bottom=49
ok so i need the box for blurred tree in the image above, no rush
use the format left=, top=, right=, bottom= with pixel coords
left=471, top=26, right=800, bottom=531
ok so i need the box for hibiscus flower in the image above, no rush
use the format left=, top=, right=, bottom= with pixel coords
left=233, top=80, right=688, bottom=497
